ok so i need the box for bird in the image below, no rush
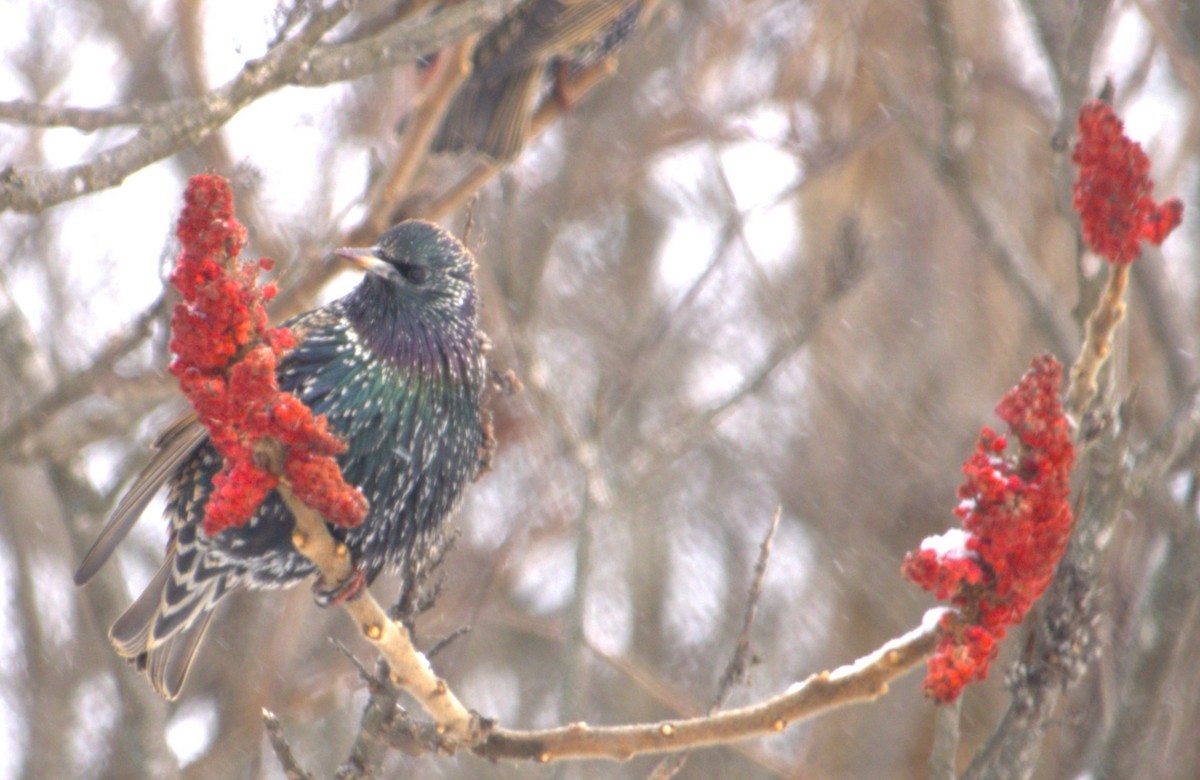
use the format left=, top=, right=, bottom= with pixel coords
left=74, top=220, right=489, bottom=699
left=430, top=0, right=644, bottom=161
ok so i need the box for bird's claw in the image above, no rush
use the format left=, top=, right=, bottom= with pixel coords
left=312, top=567, right=366, bottom=607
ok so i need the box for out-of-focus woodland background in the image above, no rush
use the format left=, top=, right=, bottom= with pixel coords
left=1, top=0, right=1198, bottom=777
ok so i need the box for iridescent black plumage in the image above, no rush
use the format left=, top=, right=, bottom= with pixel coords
left=431, top=0, right=644, bottom=161
left=76, top=221, right=487, bottom=698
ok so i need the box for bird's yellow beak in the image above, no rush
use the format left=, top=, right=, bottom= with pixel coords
left=334, top=247, right=391, bottom=276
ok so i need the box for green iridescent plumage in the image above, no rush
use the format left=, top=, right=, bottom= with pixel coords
left=77, top=220, right=488, bottom=699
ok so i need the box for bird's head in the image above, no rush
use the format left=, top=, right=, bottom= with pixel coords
left=335, top=221, right=476, bottom=315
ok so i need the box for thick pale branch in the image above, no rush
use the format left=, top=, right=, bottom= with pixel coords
left=268, top=459, right=939, bottom=768
left=275, top=482, right=480, bottom=745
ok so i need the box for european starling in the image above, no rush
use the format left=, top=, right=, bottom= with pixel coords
left=75, top=220, right=488, bottom=699
left=431, top=0, right=644, bottom=161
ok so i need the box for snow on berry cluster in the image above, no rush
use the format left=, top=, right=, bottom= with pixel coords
left=903, top=354, right=1074, bottom=702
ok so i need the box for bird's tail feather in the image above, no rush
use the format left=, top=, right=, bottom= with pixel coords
left=110, top=548, right=229, bottom=700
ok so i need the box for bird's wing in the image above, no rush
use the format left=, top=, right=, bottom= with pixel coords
left=74, top=412, right=209, bottom=584
left=480, top=65, right=543, bottom=161
left=74, top=307, right=336, bottom=586
left=542, top=0, right=636, bottom=52
left=489, top=0, right=634, bottom=74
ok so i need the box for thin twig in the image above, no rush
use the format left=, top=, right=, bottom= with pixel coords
left=335, top=660, right=404, bottom=780
left=648, top=507, right=782, bottom=780
left=713, top=508, right=781, bottom=707
left=330, top=637, right=382, bottom=685
left=263, top=709, right=317, bottom=780
left=1065, top=262, right=1128, bottom=422
left=427, top=626, right=471, bottom=659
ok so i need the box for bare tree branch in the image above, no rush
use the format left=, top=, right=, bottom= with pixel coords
left=286, top=613, right=940, bottom=767
left=0, top=0, right=357, bottom=214
left=277, top=479, right=482, bottom=744
left=0, top=294, right=168, bottom=458
left=474, top=617, right=940, bottom=763
left=293, top=0, right=523, bottom=87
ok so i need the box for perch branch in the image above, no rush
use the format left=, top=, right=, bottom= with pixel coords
left=264, top=510, right=938, bottom=771
left=274, top=480, right=480, bottom=744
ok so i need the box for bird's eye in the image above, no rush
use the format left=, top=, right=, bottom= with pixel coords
left=402, top=265, right=429, bottom=285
